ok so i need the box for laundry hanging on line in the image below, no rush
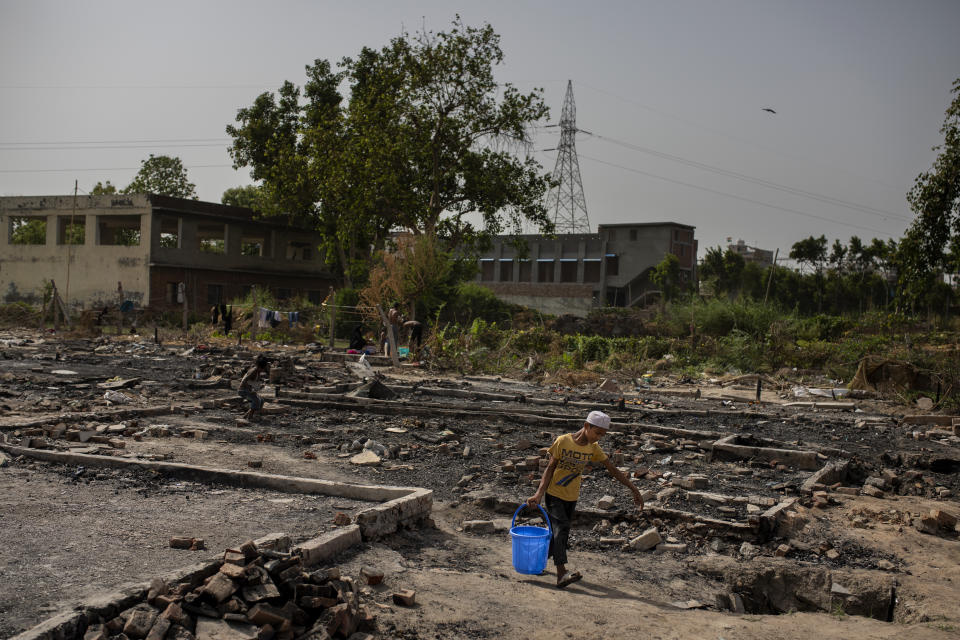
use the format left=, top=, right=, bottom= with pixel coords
left=258, top=307, right=301, bottom=329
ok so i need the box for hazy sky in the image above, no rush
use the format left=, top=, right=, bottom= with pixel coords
left=2, top=0, right=958, bottom=264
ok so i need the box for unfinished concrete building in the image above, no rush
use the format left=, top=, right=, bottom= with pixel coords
left=475, top=222, right=697, bottom=316
left=0, top=194, right=334, bottom=312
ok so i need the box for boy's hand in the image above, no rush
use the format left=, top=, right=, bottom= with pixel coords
left=526, top=495, right=541, bottom=508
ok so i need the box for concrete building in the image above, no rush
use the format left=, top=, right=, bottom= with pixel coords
left=727, top=238, right=774, bottom=268
left=475, top=222, right=696, bottom=316
left=0, top=194, right=334, bottom=312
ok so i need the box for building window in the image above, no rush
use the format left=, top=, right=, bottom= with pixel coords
left=518, top=260, right=532, bottom=282
left=537, top=260, right=555, bottom=283
left=57, top=216, right=85, bottom=245
left=159, top=217, right=180, bottom=249
left=8, top=216, right=47, bottom=245
left=166, top=282, right=184, bottom=304
left=605, top=254, right=619, bottom=276
left=584, top=260, right=601, bottom=283
left=499, top=260, right=514, bottom=282
left=198, top=223, right=225, bottom=254
left=308, top=290, right=324, bottom=304
left=98, top=215, right=141, bottom=246
left=286, top=241, right=312, bottom=260
left=207, top=284, right=224, bottom=306
left=560, top=260, right=578, bottom=283
left=480, top=260, right=495, bottom=281
left=630, top=229, right=637, bottom=241
left=607, top=229, right=616, bottom=241
left=241, top=234, right=265, bottom=257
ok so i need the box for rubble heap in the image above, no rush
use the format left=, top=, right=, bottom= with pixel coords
left=82, top=538, right=397, bottom=640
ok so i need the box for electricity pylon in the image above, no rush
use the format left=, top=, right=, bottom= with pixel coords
left=544, top=80, right=591, bottom=234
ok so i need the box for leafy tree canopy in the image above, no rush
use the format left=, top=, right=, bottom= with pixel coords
left=124, top=154, right=197, bottom=199
left=221, top=184, right=266, bottom=212
left=900, top=78, right=960, bottom=307
left=226, top=17, right=553, bottom=287
left=789, top=235, right=827, bottom=273
left=91, top=180, right=117, bottom=195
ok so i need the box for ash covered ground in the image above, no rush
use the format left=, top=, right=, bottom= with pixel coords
left=2, top=330, right=959, bottom=639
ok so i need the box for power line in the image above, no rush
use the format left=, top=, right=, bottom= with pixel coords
left=575, top=152, right=903, bottom=238
left=0, top=84, right=273, bottom=90
left=0, top=143, right=229, bottom=151
left=575, top=81, right=905, bottom=193
left=581, top=130, right=912, bottom=223
left=0, top=137, right=229, bottom=146
left=0, top=164, right=233, bottom=174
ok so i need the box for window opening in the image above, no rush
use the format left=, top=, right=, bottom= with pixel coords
left=9, top=216, right=47, bottom=245
left=98, top=215, right=141, bottom=246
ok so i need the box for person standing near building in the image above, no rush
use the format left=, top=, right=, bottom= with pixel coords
left=526, top=410, right=644, bottom=588
left=386, top=302, right=402, bottom=355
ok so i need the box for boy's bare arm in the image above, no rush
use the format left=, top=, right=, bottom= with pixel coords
left=602, top=458, right=644, bottom=508
left=526, top=456, right=558, bottom=507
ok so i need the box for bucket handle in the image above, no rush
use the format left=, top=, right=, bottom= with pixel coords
left=512, top=502, right=552, bottom=535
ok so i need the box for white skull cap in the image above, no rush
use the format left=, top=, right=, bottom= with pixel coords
left=586, top=410, right=610, bottom=429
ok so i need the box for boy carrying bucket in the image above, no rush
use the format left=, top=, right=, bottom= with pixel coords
left=526, top=410, right=643, bottom=588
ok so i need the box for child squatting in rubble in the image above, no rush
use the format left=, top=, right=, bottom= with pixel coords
left=526, top=410, right=644, bottom=588
left=238, top=355, right=270, bottom=419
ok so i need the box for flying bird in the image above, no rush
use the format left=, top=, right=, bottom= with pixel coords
left=762, top=108, right=777, bottom=114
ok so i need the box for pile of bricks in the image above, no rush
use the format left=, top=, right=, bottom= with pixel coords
left=81, top=538, right=411, bottom=640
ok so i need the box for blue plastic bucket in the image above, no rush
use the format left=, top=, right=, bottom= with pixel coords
left=510, top=503, right=552, bottom=575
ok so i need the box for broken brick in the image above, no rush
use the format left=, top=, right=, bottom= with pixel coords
left=168, top=536, right=194, bottom=549
left=360, top=566, right=384, bottom=586
left=145, top=617, right=171, bottom=640
left=123, top=608, right=158, bottom=639
left=219, top=561, right=247, bottom=580
left=392, top=589, right=416, bottom=607
left=201, top=572, right=237, bottom=603
left=248, top=602, right=290, bottom=626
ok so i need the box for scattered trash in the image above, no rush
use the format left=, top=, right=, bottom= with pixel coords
left=103, top=390, right=131, bottom=404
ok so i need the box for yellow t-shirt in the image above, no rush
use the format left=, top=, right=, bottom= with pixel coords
left=546, top=433, right=608, bottom=502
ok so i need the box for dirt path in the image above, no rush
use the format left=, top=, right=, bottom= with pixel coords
left=335, top=502, right=954, bottom=640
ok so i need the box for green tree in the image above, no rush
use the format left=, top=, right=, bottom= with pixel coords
left=698, top=246, right=744, bottom=298
left=651, top=253, right=683, bottom=302
left=790, top=234, right=828, bottom=312
left=227, top=17, right=553, bottom=287
left=221, top=185, right=265, bottom=212
left=91, top=180, right=117, bottom=195
left=124, top=154, right=197, bottom=199
left=900, top=78, right=960, bottom=308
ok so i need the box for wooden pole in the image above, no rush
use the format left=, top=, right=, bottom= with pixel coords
left=328, top=286, right=336, bottom=349
left=64, top=180, right=77, bottom=307
left=376, top=304, right=400, bottom=367
left=250, top=286, right=258, bottom=341
left=56, top=291, right=72, bottom=329
left=763, top=248, right=779, bottom=305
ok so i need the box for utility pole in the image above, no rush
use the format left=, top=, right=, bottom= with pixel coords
left=545, top=80, right=591, bottom=234
left=763, top=248, right=779, bottom=304
left=65, top=180, right=78, bottom=308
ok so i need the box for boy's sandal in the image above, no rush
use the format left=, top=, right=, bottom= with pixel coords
left=557, top=571, right=582, bottom=589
